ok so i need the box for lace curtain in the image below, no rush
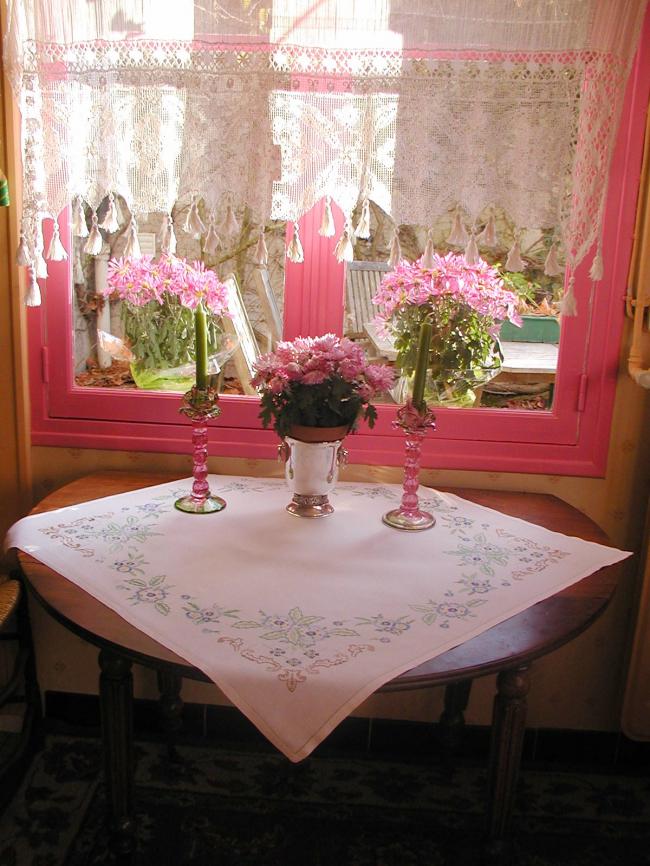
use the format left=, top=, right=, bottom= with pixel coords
left=4, top=0, right=646, bottom=309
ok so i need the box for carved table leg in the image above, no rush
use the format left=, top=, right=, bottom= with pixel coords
left=157, top=669, right=183, bottom=760
left=438, top=679, right=473, bottom=759
left=99, top=650, right=135, bottom=860
left=483, top=665, right=531, bottom=865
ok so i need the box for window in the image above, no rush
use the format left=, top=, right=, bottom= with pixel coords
left=14, top=2, right=650, bottom=474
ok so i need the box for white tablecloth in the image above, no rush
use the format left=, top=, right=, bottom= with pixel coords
left=5, top=476, right=630, bottom=761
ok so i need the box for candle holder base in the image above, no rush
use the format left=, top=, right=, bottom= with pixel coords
left=175, top=494, right=226, bottom=514
left=382, top=400, right=437, bottom=533
left=382, top=508, right=435, bottom=531
left=177, top=385, right=224, bottom=516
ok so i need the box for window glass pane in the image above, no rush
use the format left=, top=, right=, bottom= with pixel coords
left=71, top=198, right=285, bottom=395
left=344, top=202, right=563, bottom=411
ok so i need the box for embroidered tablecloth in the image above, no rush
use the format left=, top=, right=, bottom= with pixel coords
left=5, top=476, right=630, bottom=761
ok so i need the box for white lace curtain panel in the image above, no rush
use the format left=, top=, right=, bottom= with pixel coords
left=4, top=0, right=646, bottom=309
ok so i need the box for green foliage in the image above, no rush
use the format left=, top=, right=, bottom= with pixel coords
left=259, top=379, right=377, bottom=439
left=121, top=297, right=222, bottom=371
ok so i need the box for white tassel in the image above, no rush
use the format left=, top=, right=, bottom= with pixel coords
left=159, top=213, right=177, bottom=256
left=387, top=229, right=402, bottom=268
left=333, top=223, right=354, bottom=263
left=543, top=243, right=563, bottom=277
left=72, top=197, right=89, bottom=237
left=286, top=222, right=304, bottom=263
left=505, top=238, right=525, bottom=271
left=420, top=230, right=435, bottom=268
left=478, top=214, right=497, bottom=248
left=255, top=229, right=268, bottom=266
left=84, top=212, right=103, bottom=255
left=25, top=267, right=41, bottom=307
left=202, top=215, right=220, bottom=256
left=464, top=233, right=480, bottom=266
left=47, top=219, right=68, bottom=261
left=99, top=192, right=120, bottom=233
left=559, top=275, right=577, bottom=316
left=16, top=229, right=30, bottom=266
left=183, top=196, right=206, bottom=238
left=319, top=196, right=335, bottom=237
left=123, top=218, right=141, bottom=258
left=354, top=198, right=371, bottom=240
left=589, top=249, right=604, bottom=281
left=446, top=210, right=469, bottom=246
left=34, top=249, right=48, bottom=279
left=221, top=203, right=240, bottom=237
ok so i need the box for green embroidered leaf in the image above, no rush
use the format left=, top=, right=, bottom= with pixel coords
left=150, top=576, right=166, bottom=587
left=329, top=628, right=360, bottom=638
left=422, top=613, right=438, bottom=625
left=155, top=602, right=170, bottom=615
left=288, top=607, right=304, bottom=622
left=285, top=626, right=303, bottom=645
left=126, top=578, right=147, bottom=587
left=232, top=620, right=264, bottom=629
left=260, top=629, right=290, bottom=641
left=297, top=616, right=323, bottom=626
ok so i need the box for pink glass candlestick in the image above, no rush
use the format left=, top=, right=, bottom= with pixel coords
left=175, top=386, right=226, bottom=514
left=382, top=400, right=436, bottom=531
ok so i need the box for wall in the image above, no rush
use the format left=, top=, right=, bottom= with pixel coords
left=24, top=321, right=650, bottom=732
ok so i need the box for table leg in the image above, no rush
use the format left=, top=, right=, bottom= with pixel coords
left=483, top=664, right=530, bottom=865
left=438, top=679, right=473, bottom=756
left=157, top=669, right=183, bottom=760
left=99, top=649, right=135, bottom=860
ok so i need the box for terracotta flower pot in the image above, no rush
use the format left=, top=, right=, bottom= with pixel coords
left=288, top=424, right=350, bottom=443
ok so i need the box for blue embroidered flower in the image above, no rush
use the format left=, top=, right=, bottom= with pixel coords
left=111, top=552, right=147, bottom=575
left=118, top=575, right=172, bottom=615
left=457, top=574, right=495, bottom=595
left=410, top=597, right=487, bottom=627
left=445, top=533, right=510, bottom=576
left=355, top=614, right=413, bottom=635
left=232, top=606, right=359, bottom=648
left=183, top=602, right=239, bottom=625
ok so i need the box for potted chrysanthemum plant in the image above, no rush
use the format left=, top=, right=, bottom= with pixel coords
left=251, top=334, right=394, bottom=517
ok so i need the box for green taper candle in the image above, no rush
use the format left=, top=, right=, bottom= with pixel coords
left=411, top=321, right=432, bottom=409
left=194, top=302, right=208, bottom=390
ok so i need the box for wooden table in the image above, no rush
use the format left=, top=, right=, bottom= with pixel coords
left=16, top=472, right=623, bottom=864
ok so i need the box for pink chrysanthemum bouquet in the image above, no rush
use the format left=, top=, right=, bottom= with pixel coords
left=251, top=333, right=395, bottom=437
left=103, top=255, right=230, bottom=390
left=373, top=252, right=522, bottom=405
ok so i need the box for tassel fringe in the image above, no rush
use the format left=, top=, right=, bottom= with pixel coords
left=505, top=238, right=525, bottom=272
left=72, top=197, right=89, bottom=237
left=334, top=223, right=354, bottom=263
left=159, top=213, right=177, bottom=256
left=184, top=196, right=206, bottom=238
left=543, top=243, right=563, bottom=277
left=84, top=212, right=103, bottom=256
left=420, top=230, right=435, bottom=268
left=100, top=192, right=120, bottom=233
left=123, top=218, right=141, bottom=258
left=387, top=229, right=401, bottom=268
left=47, top=219, right=68, bottom=261
left=354, top=198, right=371, bottom=240
left=559, top=275, right=577, bottom=316
left=287, top=222, right=304, bottom=263
left=25, top=267, right=41, bottom=307
left=203, top=215, right=221, bottom=256
left=221, top=204, right=240, bottom=237
left=464, top=233, right=480, bottom=266
left=34, top=249, right=48, bottom=279
left=319, top=196, right=335, bottom=237
left=589, top=249, right=604, bottom=281
left=16, top=229, right=30, bottom=266
left=447, top=210, right=469, bottom=246
left=478, top=214, right=497, bottom=248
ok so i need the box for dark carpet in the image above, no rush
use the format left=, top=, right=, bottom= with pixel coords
left=1, top=736, right=650, bottom=866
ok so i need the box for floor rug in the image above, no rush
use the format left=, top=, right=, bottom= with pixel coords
left=1, top=736, right=650, bottom=865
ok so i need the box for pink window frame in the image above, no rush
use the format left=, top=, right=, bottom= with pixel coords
left=27, top=15, right=650, bottom=475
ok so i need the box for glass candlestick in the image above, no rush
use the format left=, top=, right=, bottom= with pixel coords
left=175, top=386, right=226, bottom=514
left=383, top=400, right=436, bottom=531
